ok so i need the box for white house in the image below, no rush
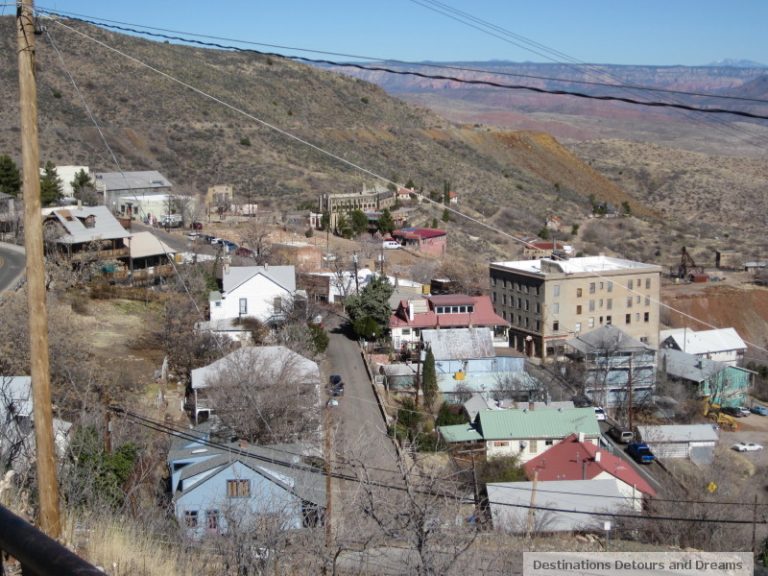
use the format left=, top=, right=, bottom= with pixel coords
left=209, top=265, right=296, bottom=325
left=660, top=327, right=746, bottom=367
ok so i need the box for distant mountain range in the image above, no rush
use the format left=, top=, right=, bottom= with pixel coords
left=707, top=58, right=767, bottom=68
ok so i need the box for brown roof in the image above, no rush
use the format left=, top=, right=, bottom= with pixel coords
left=389, top=294, right=509, bottom=330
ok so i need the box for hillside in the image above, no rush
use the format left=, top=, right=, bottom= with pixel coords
left=0, top=17, right=639, bottom=258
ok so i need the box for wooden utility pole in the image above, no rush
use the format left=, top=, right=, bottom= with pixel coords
left=323, top=406, right=333, bottom=552
left=525, top=470, right=538, bottom=539
left=17, top=0, right=62, bottom=538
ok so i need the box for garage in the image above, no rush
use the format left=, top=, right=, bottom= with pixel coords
left=637, top=424, right=719, bottom=465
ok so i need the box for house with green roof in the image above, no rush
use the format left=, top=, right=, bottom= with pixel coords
left=438, top=406, right=600, bottom=462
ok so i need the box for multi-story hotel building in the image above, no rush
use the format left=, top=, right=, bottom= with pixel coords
left=489, top=256, right=662, bottom=359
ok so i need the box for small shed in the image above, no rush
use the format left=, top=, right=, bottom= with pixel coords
left=636, top=424, right=718, bottom=465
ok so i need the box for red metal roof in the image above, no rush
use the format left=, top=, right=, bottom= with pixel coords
left=389, top=294, right=509, bottom=329
left=392, top=227, right=447, bottom=240
left=523, top=433, right=656, bottom=496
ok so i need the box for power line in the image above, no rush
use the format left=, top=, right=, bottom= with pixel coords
left=31, top=7, right=768, bottom=106
left=36, top=11, right=768, bottom=122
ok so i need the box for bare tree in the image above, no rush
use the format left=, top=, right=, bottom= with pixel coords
left=204, top=347, right=321, bottom=444
left=240, top=219, right=273, bottom=265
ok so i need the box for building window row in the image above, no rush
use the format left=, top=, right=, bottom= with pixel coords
left=435, top=305, right=474, bottom=314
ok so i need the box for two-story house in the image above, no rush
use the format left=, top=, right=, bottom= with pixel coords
left=209, top=265, right=296, bottom=327
left=660, top=327, right=747, bottom=367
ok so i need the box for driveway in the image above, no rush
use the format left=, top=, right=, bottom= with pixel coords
left=0, top=242, right=25, bottom=292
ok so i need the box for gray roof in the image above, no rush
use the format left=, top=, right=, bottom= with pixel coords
left=93, top=170, right=172, bottom=191
left=637, top=424, right=719, bottom=444
left=222, top=265, right=296, bottom=293
left=46, top=206, right=131, bottom=244
left=464, top=393, right=495, bottom=421
left=660, top=349, right=725, bottom=383
left=124, top=231, right=175, bottom=259
left=191, top=345, right=319, bottom=390
left=488, top=479, right=628, bottom=533
left=173, top=441, right=325, bottom=506
left=566, top=324, right=650, bottom=355
left=422, top=327, right=495, bottom=360
left=660, top=327, right=746, bottom=355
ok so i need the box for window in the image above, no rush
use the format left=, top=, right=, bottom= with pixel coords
left=206, top=510, right=220, bottom=531
left=607, top=298, right=613, bottom=310
left=644, top=312, right=650, bottom=322
left=495, top=441, right=509, bottom=447
left=589, top=282, right=596, bottom=294
left=239, top=298, right=248, bottom=316
left=545, top=439, right=554, bottom=446
left=535, top=320, right=540, bottom=331
left=501, top=294, right=506, bottom=305
left=606, top=315, right=612, bottom=325
left=492, top=292, right=497, bottom=303
left=576, top=288, right=583, bottom=297
left=552, top=303, right=560, bottom=314
left=514, top=282, right=519, bottom=292
left=553, top=320, right=560, bottom=331
left=492, top=277, right=497, bottom=287
left=553, top=285, right=560, bottom=297
left=518, top=315, right=523, bottom=325
left=517, top=297, right=522, bottom=309
left=626, top=296, right=633, bottom=308
left=536, top=302, right=541, bottom=314
left=636, top=295, right=641, bottom=304
left=625, top=314, right=631, bottom=324
left=645, top=296, right=651, bottom=306
left=273, top=297, right=282, bottom=313
left=607, top=281, right=613, bottom=292
left=635, top=312, right=640, bottom=321
left=227, top=479, right=251, bottom=498
left=599, top=282, right=604, bottom=290
left=589, top=300, right=595, bottom=312
left=523, top=285, right=529, bottom=294
left=524, top=317, right=529, bottom=328
left=502, top=311, right=507, bottom=321
left=628, top=279, right=634, bottom=290
left=524, top=300, right=529, bottom=311
left=640, top=336, right=649, bottom=343
left=576, top=305, right=582, bottom=315
left=413, top=328, right=420, bottom=336
left=645, top=278, right=651, bottom=289
left=529, top=439, right=538, bottom=454
left=575, top=322, right=582, bottom=333
left=402, top=328, right=411, bottom=335
left=588, top=317, right=595, bottom=328
left=599, top=316, right=604, bottom=324
left=185, top=510, right=199, bottom=528
left=215, top=301, right=221, bottom=308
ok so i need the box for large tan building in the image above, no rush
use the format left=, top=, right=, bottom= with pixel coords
left=489, top=256, right=661, bottom=359
left=318, top=185, right=395, bottom=230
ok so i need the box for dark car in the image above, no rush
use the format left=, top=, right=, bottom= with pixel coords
left=235, top=247, right=255, bottom=258
left=329, top=374, right=342, bottom=387
left=331, top=384, right=345, bottom=397
left=626, top=442, right=655, bottom=464
left=191, top=221, right=203, bottom=230
left=721, top=406, right=743, bottom=418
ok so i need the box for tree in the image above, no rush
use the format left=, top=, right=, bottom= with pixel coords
left=442, top=180, right=451, bottom=205
left=431, top=217, right=438, bottom=229
left=0, top=155, right=21, bottom=197
left=441, top=208, right=451, bottom=223
left=621, top=200, right=632, bottom=216
left=345, top=275, right=394, bottom=339
left=421, top=347, right=438, bottom=412
left=40, top=161, right=63, bottom=206
left=537, top=227, right=550, bottom=240
left=377, top=208, right=395, bottom=235
left=349, top=209, right=369, bottom=237
left=71, top=169, right=99, bottom=206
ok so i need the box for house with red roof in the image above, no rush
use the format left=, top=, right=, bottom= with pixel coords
left=391, top=227, right=447, bottom=257
left=390, top=294, right=509, bottom=350
left=522, top=240, right=573, bottom=260
left=524, top=433, right=655, bottom=510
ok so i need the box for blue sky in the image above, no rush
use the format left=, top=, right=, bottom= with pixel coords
left=28, top=1, right=768, bottom=66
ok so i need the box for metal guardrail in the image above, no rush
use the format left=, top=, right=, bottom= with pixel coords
left=0, top=504, right=102, bottom=575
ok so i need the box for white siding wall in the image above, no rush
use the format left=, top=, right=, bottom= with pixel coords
left=210, top=275, right=291, bottom=324
left=486, top=436, right=598, bottom=462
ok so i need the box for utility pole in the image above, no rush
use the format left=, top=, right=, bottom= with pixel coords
left=627, top=356, right=633, bottom=431
left=323, top=406, right=333, bottom=556
left=17, top=0, right=62, bottom=538
left=352, top=253, right=359, bottom=295
left=525, top=470, right=538, bottom=539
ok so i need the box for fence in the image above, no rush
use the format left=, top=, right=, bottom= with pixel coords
left=0, top=503, right=102, bottom=575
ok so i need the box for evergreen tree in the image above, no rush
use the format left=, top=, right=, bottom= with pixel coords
left=422, top=347, right=438, bottom=411
left=71, top=168, right=98, bottom=205
left=345, top=275, right=394, bottom=339
left=0, top=155, right=21, bottom=197
left=441, top=208, right=451, bottom=223
left=349, top=209, right=369, bottom=236
left=377, top=208, right=395, bottom=235
left=40, top=161, right=63, bottom=206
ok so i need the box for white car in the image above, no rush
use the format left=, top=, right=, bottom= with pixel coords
left=382, top=240, right=401, bottom=250
left=594, top=407, right=607, bottom=421
left=732, top=442, right=763, bottom=452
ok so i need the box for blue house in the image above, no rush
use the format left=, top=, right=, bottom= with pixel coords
left=421, top=328, right=534, bottom=402
left=168, top=424, right=325, bottom=538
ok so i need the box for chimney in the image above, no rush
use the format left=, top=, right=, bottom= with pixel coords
left=578, top=432, right=585, bottom=443
left=595, top=451, right=601, bottom=463
left=264, top=262, right=269, bottom=270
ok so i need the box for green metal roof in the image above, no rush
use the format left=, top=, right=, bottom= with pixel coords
left=478, top=407, right=599, bottom=440
left=438, top=423, right=484, bottom=443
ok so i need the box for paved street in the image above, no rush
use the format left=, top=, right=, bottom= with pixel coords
left=0, top=242, right=25, bottom=293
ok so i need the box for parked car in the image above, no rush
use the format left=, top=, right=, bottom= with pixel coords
left=329, top=374, right=342, bottom=387
left=210, top=237, right=223, bottom=245
left=326, top=398, right=339, bottom=408
left=221, top=240, right=238, bottom=252
left=382, top=240, right=401, bottom=250
left=160, top=214, right=183, bottom=228
left=721, top=406, right=744, bottom=418
left=594, top=407, right=607, bottom=421
left=191, top=221, right=203, bottom=230
left=732, top=442, right=764, bottom=452
left=626, top=442, right=655, bottom=464
left=737, top=406, right=751, bottom=417
left=751, top=405, right=768, bottom=416
left=185, top=231, right=200, bottom=239
left=235, top=247, right=255, bottom=258
left=607, top=426, right=634, bottom=444
left=331, top=384, right=345, bottom=397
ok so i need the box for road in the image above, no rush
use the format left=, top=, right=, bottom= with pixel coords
left=0, top=242, right=25, bottom=293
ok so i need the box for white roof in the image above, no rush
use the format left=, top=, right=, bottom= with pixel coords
left=637, top=424, right=719, bottom=444
left=492, top=255, right=660, bottom=275
left=222, top=265, right=296, bottom=293
left=660, top=327, right=746, bottom=355
left=46, top=205, right=131, bottom=244
left=0, top=376, right=32, bottom=419
left=191, top=346, right=319, bottom=390
left=124, top=231, right=175, bottom=259
left=422, top=327, right=495, bottom=360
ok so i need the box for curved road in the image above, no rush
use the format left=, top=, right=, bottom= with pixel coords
left=0, top=242, right=25, bottom=293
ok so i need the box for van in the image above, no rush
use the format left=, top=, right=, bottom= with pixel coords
left=382, top=240, right=401, bottom=250
left=607, top=426, right=634, bottom=444
left=161, top=214, right=183, bottom=228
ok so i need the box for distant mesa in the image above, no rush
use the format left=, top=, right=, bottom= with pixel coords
left=706, top=58, right=767, bottom=68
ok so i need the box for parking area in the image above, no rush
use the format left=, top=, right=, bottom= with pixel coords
left=719, top=408, right=768, bottom=466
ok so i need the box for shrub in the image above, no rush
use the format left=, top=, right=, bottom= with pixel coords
left=477, top=455, right=526, bottom=485
left=436, top=402, right=468, bottom=426
left=240, top=136, right=251, bottom=146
